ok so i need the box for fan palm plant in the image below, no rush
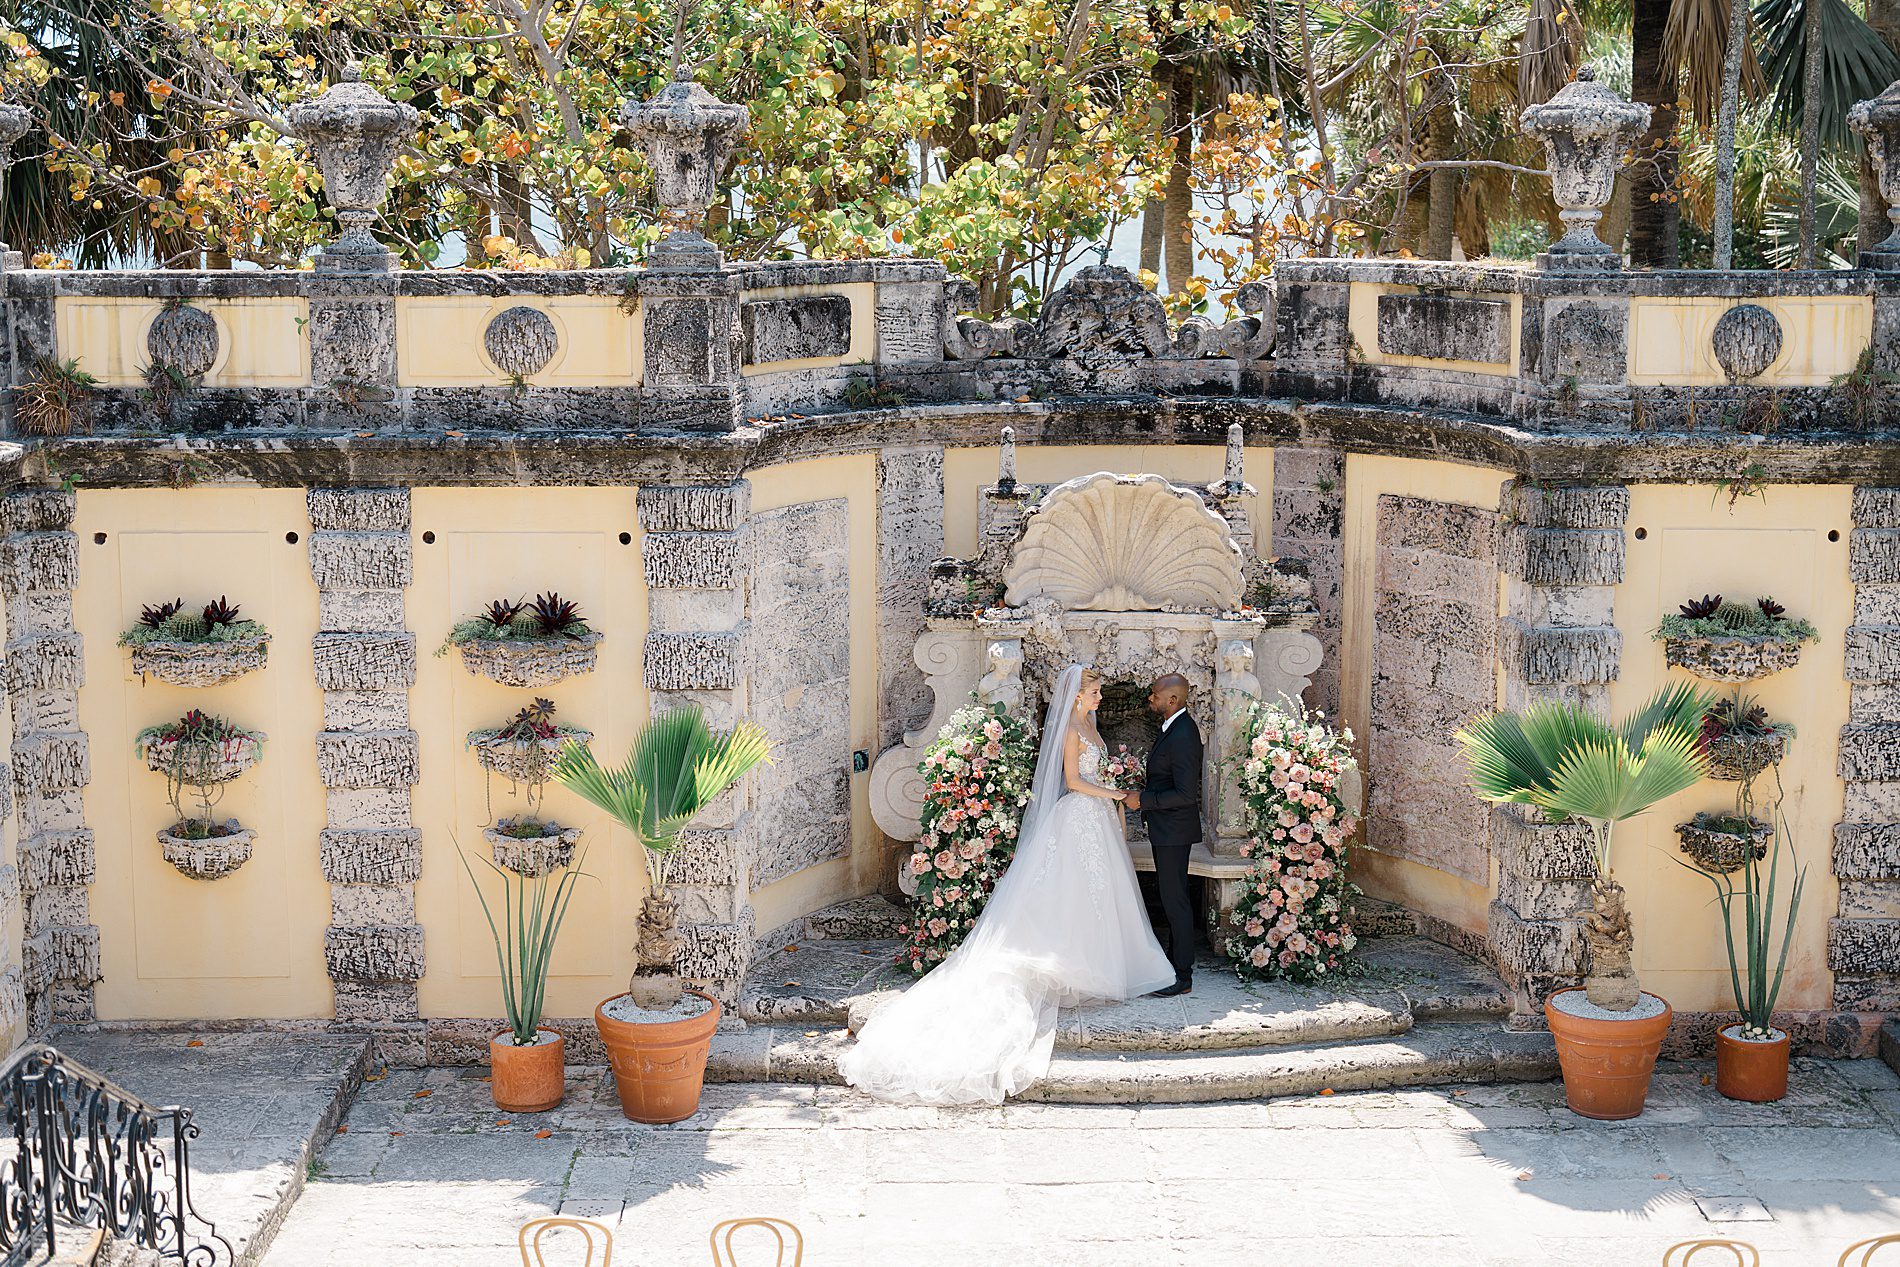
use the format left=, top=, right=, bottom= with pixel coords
left=553, top=708, right=770, bottom=1011
left=1457, top=683, right=1714, bottom=1011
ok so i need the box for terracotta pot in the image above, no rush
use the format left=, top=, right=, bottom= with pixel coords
left=489, top=1030, right=566, bottom=1113
left=594, top=990, right=722, bottom=1124
left=1715, top=1024, right=1789, bottom=1103
left=1544, top=988, right=1673, bottom=1120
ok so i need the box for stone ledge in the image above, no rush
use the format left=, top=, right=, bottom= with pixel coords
left=313, top=633, right=417, bottom=691
left=320, top=828, right=424, bottom=885
left=642, top=531, right=740, bottom=590
left=638, top=484, right=749, bottom=533
left=1501, top=621, right=1620, bottom=685
left=0, top=533, right=79, bottom=596
left=1504, top=483, right=1628, bottom=530
left=307, top=487, right=410, bottom=532
left=5, top=631, right=83, bottom=694
left=308, top=531, right=413, bottom=591
left=15, top=829, right=95, bottom=891
left=644, top=631, right=739, bottom=691
left=1504, top=528, right=1625, bottom=587
left=1840, top=723, right=1900, bottom=783
left=314, top=730, right=420, bottom=789
left=324, top=925, right=426, bottom=983
left=1829, top=917, right=1900, bottom=975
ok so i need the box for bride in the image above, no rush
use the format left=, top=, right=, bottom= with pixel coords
left=840, top=663, right=1177, bottom=1105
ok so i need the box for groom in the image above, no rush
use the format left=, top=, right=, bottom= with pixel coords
left=1125, top=673, right=1202, bottom=997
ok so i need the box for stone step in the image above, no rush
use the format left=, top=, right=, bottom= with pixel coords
left=707, top=1020, right=1558, bottom=1104
left=737, top=934, right=1512, bottom=1053
left=795, top=894, right=908, bottom=941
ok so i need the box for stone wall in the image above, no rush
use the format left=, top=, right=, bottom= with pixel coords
left=1269, top=446, right=1345, bottom=715
left=1834, top=486, right=1900, bottom=1010
left=748, top=499, right=851, bottom=887
left=1366, top=494, right=1500, bottom=884
left=876, top=449, right=944, bottom=753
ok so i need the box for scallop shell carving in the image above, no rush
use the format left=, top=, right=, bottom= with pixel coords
left=1002, top=472, right=1243, bottom=611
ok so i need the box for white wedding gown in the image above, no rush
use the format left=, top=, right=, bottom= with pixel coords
left=840, top=734, right=1177, bottom=1105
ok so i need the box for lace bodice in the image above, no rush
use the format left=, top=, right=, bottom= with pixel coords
left=1079, top=737, right=1105, bottom=784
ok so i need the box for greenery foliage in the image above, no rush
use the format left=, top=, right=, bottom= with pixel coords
left=458, top=838, right=589, bottom=1048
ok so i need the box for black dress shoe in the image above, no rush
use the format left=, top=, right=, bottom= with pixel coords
left=1149, top=979, right=1193, bottom=998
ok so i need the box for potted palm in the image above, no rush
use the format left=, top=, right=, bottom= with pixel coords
left=1678, top=773, right=1808, bottom=1102
left=458, top=840, right=590, bottom=1112
left=1457, top=683, right=1714, bottom=1119
left=553, top=707, right=769, bottom=1124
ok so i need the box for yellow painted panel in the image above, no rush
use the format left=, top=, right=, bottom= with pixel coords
left=411, top=489, right=647, bottom=1018
left=943, top=445, right=1272, bottom=562
left=1627, top=295, right=1872, bottom=386
left=1611, top=484, right=1851, bottom=1012
left=738, top=282, right=876, bottom=376
left=54, top=298, right=311, bottom=388
left=77, top=489, right=329, bottom=1018
left=1340, top=453, right=1512, bottom=939
left=1347, top=282, right=1521, bottom=377
left=395, top=297, right=642, bottom=388
left=747, top=455, right=880, bottom=938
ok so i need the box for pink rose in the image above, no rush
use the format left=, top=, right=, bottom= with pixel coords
left=909, top=852, right=930, bottom=874
left=1291, top=823, right=1315, bottom=844
left=1244, top=919, right=1265, bottom=937
left=1248, top=946, right=1271, bottom=967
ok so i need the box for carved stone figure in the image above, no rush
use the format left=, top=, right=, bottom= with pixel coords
left=1849, top=79, right=1900, bottom=266
left=1519, top=67, right=1651, bottom=267
left=1034, top=265, right=1173, bottom=390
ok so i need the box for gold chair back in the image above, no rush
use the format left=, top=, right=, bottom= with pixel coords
left=1841, top=1234, right=1900, bottom=1266
left=1661, top=1240, right=1760, bottom=1267
left=709, top=1217, right=804, bottom=1267
left=518, top=1216, right=614, bottom=1267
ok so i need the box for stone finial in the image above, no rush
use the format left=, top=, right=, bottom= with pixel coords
left=1850, top=80, right=1900, bottom=269
left=998, top=426, right=1017, bottom=490
left=286, top=64, right=420, bottom=269
left=1224, top=424, right=1245, bottom=487
left=1519, top=66, right=1651, bottom=269
left=0, top=96, right=31, bottom=269
left=1710, top=304, right=1783, bottom=382
left=621, top=75, right=749, bottom=268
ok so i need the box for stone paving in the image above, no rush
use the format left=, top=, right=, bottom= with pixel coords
left=258, top=1057, right=1900, bottom=1266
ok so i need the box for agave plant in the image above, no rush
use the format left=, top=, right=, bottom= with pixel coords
left=553, top=708, right=770, bottom=1010
left=458, top=840, right=590, bottom=1048
left=1456, top=683, right=1716, bottom=1011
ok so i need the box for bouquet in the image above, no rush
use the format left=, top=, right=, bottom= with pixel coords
left=1225, top=700, right=1363, bottom=983
left=900, top=698, right=1038, bottom=973
left=1098, top=744, right=1145, bottom=797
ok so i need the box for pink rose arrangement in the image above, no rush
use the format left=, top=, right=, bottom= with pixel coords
left=1226, top=700, right=1362, bottom=984
left=1098, top=743, right=1145, bottom=796
left=900, top=698, right=1037, bottom=973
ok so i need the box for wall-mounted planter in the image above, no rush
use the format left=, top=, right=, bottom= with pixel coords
left=1675, top=813, right=1771, bottom=873
left=1662, top=633, right=1805, bottom=682
left=159, top=821, right=255, bottom=880
left=128, top=635, right=271, bottom=687
left=456, top=632, right=604, bottom=687
left=141, top=733, right=263, bottom=784
left=485, top=819, right=583, bottom=877
left=467, top=727, right=592, bottom=783
left=1703, top=730, right=1789, bottom=782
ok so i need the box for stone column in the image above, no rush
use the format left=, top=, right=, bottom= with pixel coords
left=632, top=270, right=743, bottom=432
left=1488, top=481, right=1626, bottom=1009
left=876, top=448, right=945, bottom=753
left=0, top=491, right=97, bottom=1030
left=638, top=483, right=754, bottom=1005
left=1832, top=487, right=1900, bottom=1011
left=1269, top=446, right=1345, bottom=715
left=308, top=488, right=424, bottom=1063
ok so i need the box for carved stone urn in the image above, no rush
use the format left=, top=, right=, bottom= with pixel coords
left=621, top=74, right=749, bottom=268
left=0, top=97, right=31, bottom=268
left=1849, top=79, right=1900, bottom=269
left=287, top=65, right=419, bottom=269
left=1519, top=67, right=1652, bottom=269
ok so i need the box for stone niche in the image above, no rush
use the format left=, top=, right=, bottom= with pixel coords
left=870, top=441, right=1353, bottom=939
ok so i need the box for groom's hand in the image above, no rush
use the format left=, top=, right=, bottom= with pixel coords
left=1124, top=790, right=1140, bottom=811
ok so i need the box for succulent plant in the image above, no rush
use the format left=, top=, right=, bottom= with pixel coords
left=498, top=697, right=560, bottom=742
left=164, top=609, right=210, bottom=641
left=482, top=597, right=522, bottom=628
left=509, top=610, right=544, bottom=639
left=1756, top=596, right=1786, bottom=620
left=1714, top=600, right=1763, bottom=632
left=139, top=598, right=186, bottom=628
left=529, top=592, right=587, bottom=638
left=1679, top=594, right=1723, bottom=619
left=202, top=595, right=242, bottom=627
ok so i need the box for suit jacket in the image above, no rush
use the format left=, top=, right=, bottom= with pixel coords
left=1142, top=713, right=1204, bottom=849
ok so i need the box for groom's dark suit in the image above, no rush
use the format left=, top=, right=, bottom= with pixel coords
left=1142, top=711, right=1203, bottom=983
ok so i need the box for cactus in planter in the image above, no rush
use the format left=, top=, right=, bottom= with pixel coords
left=164, top=609, right=210, bottom=641
left=509, top=609, right=544, bottom=639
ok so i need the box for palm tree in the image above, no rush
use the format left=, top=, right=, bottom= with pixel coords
left=553, top=707, right=770, bottom=1011
left=1457, top=683, right=1713, bottom=1011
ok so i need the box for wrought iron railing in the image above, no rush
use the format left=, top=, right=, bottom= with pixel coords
left=0, top=1044, right=231, bottom=1266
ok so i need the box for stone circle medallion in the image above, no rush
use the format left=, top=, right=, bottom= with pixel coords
left=1710, top=304, right=1783, bottom=382
left=146, top=304, right=221, bottom=377
left=484, top=305, right=561, bottom=379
